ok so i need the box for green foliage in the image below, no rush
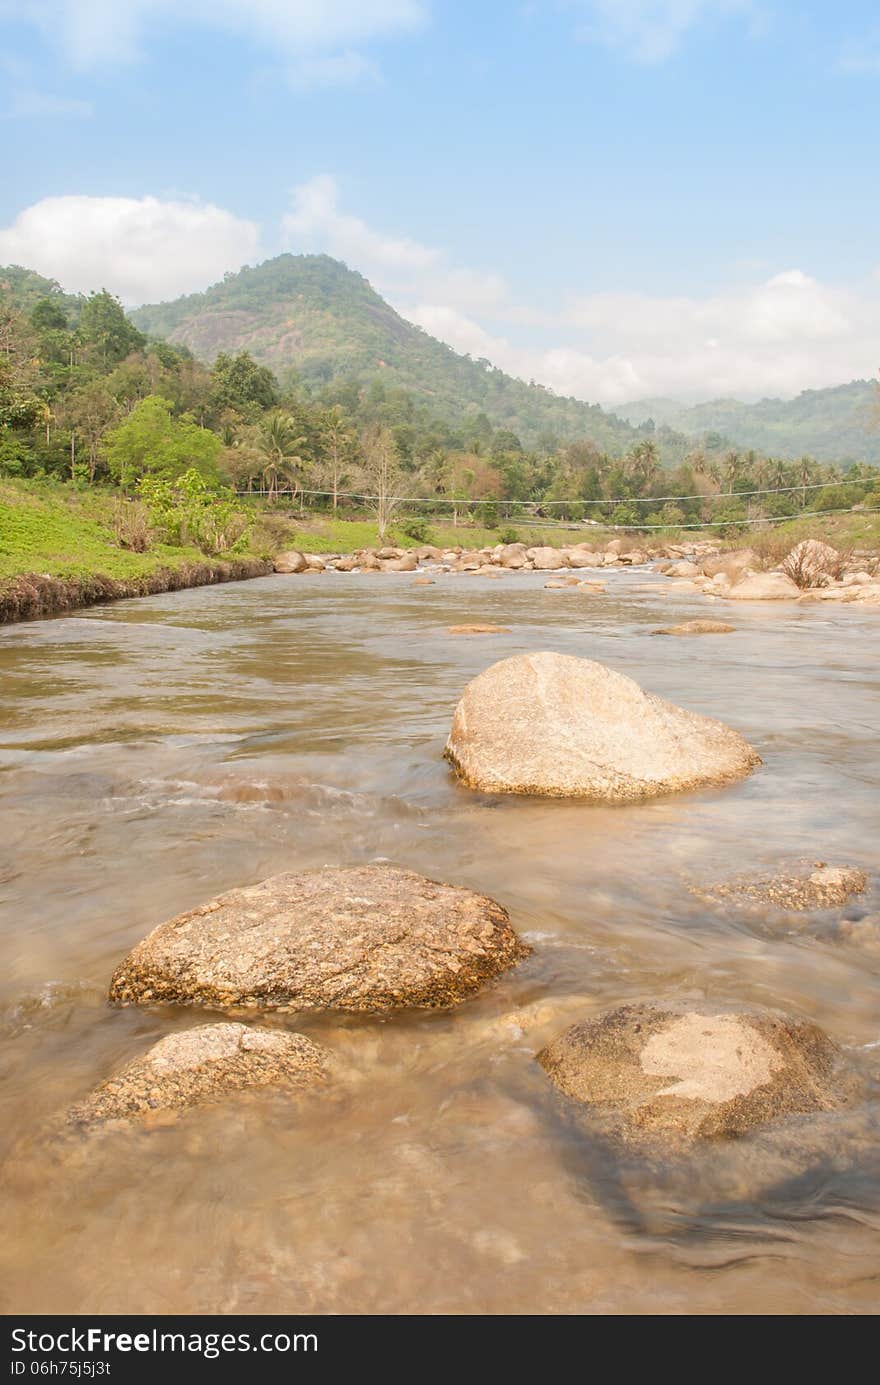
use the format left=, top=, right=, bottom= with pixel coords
left=475, top=500, right=500, bottom=529
left=396, top=516, right=433, bottom=543
left=498, top=525, right=520, bottom=544
left=102, top=395, right=223, bottom=487
left=210, top=351, right=278, bottom=414
left=79, top=290, right=145, bottom=366
left=138, top=469, right=250, bottom=556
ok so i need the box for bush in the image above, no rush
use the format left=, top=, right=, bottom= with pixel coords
left=397, top=516, right=433, bottom=543
left=112, top=499, right=152, bottom=552
left=474, top=500, right=499, bottom=529
left=609, top=503, right=638, bottom=527
left=138, top=468, right=251, bottom=556
left=498, top=525, right=520, bottom=544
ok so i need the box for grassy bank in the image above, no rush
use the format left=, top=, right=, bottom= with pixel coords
left=0, top=480, right=272, bottom=623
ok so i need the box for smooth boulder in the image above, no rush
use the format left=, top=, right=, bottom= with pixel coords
left=444, top=652, right=759, bottom=801
left=68, top=1023, right=330, bottom=1126
left=274, top=550, right=308, bottom=574
left=726, top=571, right=801, bottom=601
left=109, top=865, right=528, bottom=1013
left=537, top=1003, right=853, bottom=1145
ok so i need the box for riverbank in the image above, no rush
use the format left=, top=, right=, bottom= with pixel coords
left=3, top=478, right=879, bottom=624
left=0, top=480, right=274, bottom=623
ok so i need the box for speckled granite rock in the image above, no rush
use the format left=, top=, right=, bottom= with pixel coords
left=68, top=1023, right=330, bottom=1125
left=694, top=861, right=867, bottom=911
left=109, top=865, right=528, bottom=1013
left=537, top=1003, right=854, bottom=1146
left=652, top=619, right=735, bottom=636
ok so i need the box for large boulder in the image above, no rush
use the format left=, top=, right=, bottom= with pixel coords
left=68, top=1023, right=330, bottom=1126
left=498, top=543, right=529, bottom=569
left=781, top=539, right=841, bottom=588
left=700, top=548, right=757, bottom=582
left=537, top=1003, right=854, bottom=1145
left=274, top=550, right=308, bottom=574
left=726, top=571, right=801, bottom=601
left=444, top=652, right=759, bottom=801
left=109, top=865, right=528, bottom=1013
left=528, top=546, right=567, bottom=570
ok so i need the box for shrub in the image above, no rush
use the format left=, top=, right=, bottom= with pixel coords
left=474, top=500, right=499, bottom=529
left=397, top=516, right=433, bottom=543
left=498, top=525, right=520, bottom=544
left=112, top=499, right=152, bottom=553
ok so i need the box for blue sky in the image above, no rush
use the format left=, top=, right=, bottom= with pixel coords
left=1, top=1, right=878, bottom=403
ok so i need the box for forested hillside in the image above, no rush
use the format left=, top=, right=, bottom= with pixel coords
left=131, top=254, right=666, bottom=455
left=618, top=380, right=880, bottom=464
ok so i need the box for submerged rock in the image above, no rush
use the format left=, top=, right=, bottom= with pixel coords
left=447, top=623, right=510, bottom=635
left=444, top=651, right=759, bottom=800
left=109, top=865, right=528, bottom=1013
left=537, top=1003, right=853, bottom=1146
left=652, top=619, right=735, bottom=636
left=68, top=1023, right=330, bottom=1126
left=694, top=861, right=868, bottom=911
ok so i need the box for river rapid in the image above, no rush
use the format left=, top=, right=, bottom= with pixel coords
left=0, top=568, right=878, bottom=1315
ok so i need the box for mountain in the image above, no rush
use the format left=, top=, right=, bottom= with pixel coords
left=130, top=254, right=660, bottom=453
left=617, top=381, right=880, bottom=464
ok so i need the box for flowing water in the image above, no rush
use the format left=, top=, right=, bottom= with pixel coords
left=1, top=569, right=878, bottom=1315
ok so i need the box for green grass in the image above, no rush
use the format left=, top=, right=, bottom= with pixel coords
left=0, top=479, right=217, bottom=581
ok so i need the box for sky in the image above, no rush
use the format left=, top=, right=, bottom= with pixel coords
left=0, top=0, right=878, bottom=406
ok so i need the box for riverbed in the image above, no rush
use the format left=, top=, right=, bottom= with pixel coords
left=0, top=569, right=878, bottom=1314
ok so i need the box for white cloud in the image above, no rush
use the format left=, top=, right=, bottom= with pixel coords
left=3, top=180, right=876, bottom=404
left=1, top=1, right=425, bottom=80
left=0, top=194, right=262, bottom=304
left=408, top=268, right=878, bottom=405
left=572, top=1, right=762, bottom=64
left=281, top=174, right=509, bottom=312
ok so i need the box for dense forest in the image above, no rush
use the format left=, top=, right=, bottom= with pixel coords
left=2, top=263, right=879, bottom=546
left=618, top=380, right=880, bottom=465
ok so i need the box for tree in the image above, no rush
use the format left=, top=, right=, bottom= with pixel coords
left=359, top=425, right=405, bottom=540
left=319, top=405, right=353, bottom=510
left=210, top=351, right=278, bottom=415
left=255, top=411, right=309, bottom=501
left=0, top=301, right=46, bottom=431
left=102, top=395, right=223, bottom=488
left=63, top=381, right=119, bottom=481
left=78, top=290, right=145, bottom=367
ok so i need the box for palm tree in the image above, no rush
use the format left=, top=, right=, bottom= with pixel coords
left=257, top=412, right=309, bottom=502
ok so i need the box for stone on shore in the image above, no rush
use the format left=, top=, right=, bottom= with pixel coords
left=68, top=1023, right=331, bottom=1126
left=694, top=861, right=868, bottom=911
left=537, top=1003, right=853, bottom=1145
left=274, top=550, right=309, bottom=574
left=109, top=865, right=529, bottom=1013
left=444, top=651, right=759, bottom=800
left=652, top=619, right=735, bottom=636
left=726, top=571, right=801, bottom=601
left=782, top=539, right=841, bottom=587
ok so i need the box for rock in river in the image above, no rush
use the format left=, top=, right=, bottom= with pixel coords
left=68, top=1023, right=331, bottom=1126
left=109, top=865, right=529, bottom=1013
left=444, top=651, right=759, bottom=800
left=537, top=1003, right=854, bottom=1145
left=694, top=861, right=867, bottom=911
left=652, top=619, right=735, bottom=636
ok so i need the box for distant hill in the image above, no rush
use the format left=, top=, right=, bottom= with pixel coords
left=617, top=381, right=880, bottom=464
left=0, top=264, right=84, bottom=322
left=131, top=253, right=660, bottom=453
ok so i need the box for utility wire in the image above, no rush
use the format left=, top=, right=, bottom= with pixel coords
left=237, top=478, right=867, bottom=507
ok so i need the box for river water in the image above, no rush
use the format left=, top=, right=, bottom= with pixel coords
left=0, top=569, right=878, bottom=1315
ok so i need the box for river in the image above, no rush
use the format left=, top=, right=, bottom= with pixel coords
left=1, top=569, right=878, bottom=1314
